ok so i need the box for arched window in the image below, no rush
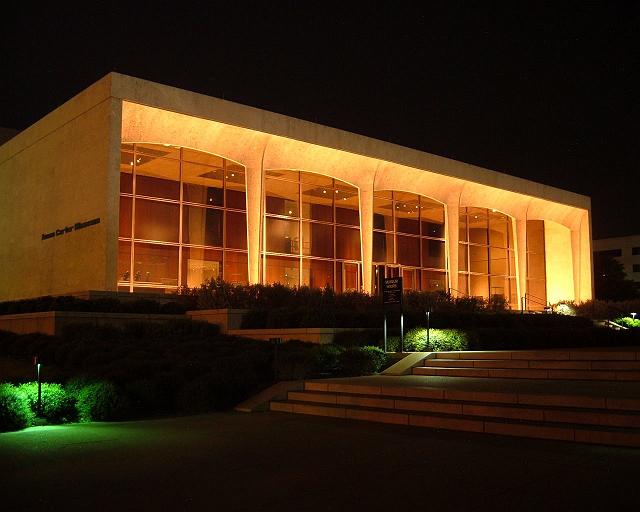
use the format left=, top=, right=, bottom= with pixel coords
left=118, top=143, right=248, bottom=292
left=263, top=169, right=361, bottom=291
left=458, top=207, right=516, bottom=306
left=372, top=190, right=447, bottom=292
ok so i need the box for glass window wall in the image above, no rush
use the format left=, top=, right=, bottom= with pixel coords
left=458, top=207, right=517, bottom=307
left=264, top=170, right=361, bottom=289
left=372, top=191, right=447, bottom=292
left=118, top=143, right=248, bottom=292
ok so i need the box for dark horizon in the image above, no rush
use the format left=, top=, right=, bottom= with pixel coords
left=2, top=4, right=637, bottom=239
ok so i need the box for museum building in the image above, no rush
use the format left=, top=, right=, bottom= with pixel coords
left=0, top=73, right=593, bottom=308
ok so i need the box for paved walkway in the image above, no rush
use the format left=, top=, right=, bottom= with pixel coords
left=1, top=411, right=639, bottom=511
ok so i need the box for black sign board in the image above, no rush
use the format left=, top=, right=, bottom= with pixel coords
left=382, top=277, right=403, bottom=305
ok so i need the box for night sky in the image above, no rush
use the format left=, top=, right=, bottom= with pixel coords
left=1, top=3, right=637, bottom=239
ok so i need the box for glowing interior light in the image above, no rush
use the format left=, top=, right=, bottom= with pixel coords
left=335, top=190, right=339, bottom=194
left=322, top=190, right=326, bottom=194
left=288, top=210, right=292, bottom=214
left=130, top=161, right=134, bottom=166
left=231, top=173, right=235, bottom=177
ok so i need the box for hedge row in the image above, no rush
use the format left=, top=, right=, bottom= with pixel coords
left=0, top=296, right=187, bottom=316
left=0, top=322, right=390, bottom=431
left=335, top=323, right=640, bottom=351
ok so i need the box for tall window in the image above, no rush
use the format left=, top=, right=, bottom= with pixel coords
left=526, top=219, right=547, bottom=307
left=372, top=191, right=447, bottom=292
left=263, top=170, right=361, bottom=291
left=458, top=207, right=517, bottom=307
left=118, top=143, right=248, bottom=293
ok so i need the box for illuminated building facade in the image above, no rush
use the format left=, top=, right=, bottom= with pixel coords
left=0, top=74, right=593, bottom=308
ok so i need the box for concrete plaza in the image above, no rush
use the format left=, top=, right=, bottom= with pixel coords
left=1, top=411, right=638, bottom=511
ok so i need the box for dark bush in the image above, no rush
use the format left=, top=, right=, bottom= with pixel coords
left=338, top=346, right=388, bottom=376
left=468, top=326, right=640, bottom=350
left=72, top=381, right=130, bottom=422
left=309, top=344, right=344, bottom=375
left=332, top=329, right=383, bottom=348
left=0, top=294, right=193, bottom=317
left=0, top=383, right=34, bottom=432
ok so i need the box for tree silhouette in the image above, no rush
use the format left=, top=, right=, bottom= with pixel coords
left=593, top=253, right=639, bottom=301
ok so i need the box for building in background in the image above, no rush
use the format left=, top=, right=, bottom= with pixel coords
left=593, top=235, right=640, bottom=283
left=0, top=74, right=593, bottom=308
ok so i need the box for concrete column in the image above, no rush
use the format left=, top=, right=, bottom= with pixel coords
left=446, top=203, right=459, bottom=294
left=571, top=228, right=581, bottom=302
left=516, top=218, right=527, bottom=308
left=360, top=185, right=374, bottom=294
left=580, top=213, right=594, bottom=301
left=245, top=162, right=263, bottom=284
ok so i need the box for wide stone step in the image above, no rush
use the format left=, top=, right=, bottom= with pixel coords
left=425, top=358, right=640, bottom=371
left=434, top=350, right=640, bottom=361
left=270, top=399, right=640, bottom=448
left=413, top=366, right=640, bottom=381
left=287, top=390, right=640, bottom=428
left=303, top=381, right=640, bottom=412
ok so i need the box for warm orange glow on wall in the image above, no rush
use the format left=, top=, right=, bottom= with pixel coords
left=120, top=99, right=593, bottom=301
left=544, top=220, right=575, bottom=303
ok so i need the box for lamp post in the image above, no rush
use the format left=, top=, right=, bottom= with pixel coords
left=33, top=356, right=41, bottom=416
left=631, top=313, right=637, bottom=320
left=426, top=307, right=432, bottom=347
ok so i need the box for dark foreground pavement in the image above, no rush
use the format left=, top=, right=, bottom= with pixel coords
left=1, top=411, right=639, bottom=511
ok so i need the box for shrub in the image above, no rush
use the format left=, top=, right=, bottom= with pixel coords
left=614, top=317, right=640, bottom=329
left=309, top=344, right=344, bottom=374
left=0, top=383, right=34, bottom=432
left=71, top=381, right=129, bottom=422
left=17, top=382, right=77, bottom=423
left=338, top=346, right=388, bottom=376
left=360, top=346, right=388, bottom=372
left=401, top=327, right=469, bottom=352
left=332, top=330, right=382, bottom=348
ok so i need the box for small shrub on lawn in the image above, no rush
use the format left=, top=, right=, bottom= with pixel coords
left=614, top=317, right=640, bottom=329
left=339, top=346, right=387, bottom=376
left=0, top=383, right=34, bottom=432
left=17, top=382, right=77, bottom=423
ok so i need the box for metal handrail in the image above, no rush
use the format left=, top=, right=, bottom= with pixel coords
left=523, top=292, right=549, bottom=312
left=449, top=288, right=470, bottom=298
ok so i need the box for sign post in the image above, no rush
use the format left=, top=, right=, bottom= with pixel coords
left=382, top=277, right=403, bottom=353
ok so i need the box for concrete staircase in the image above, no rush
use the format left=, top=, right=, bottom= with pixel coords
left=269, top=349, right=640, bottom=448
left=413, top=350, right=640, bottom=381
